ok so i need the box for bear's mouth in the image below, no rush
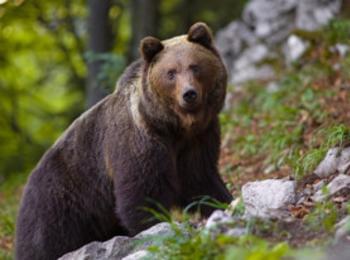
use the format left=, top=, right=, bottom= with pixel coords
left=178, top=102, right=201, bottom=114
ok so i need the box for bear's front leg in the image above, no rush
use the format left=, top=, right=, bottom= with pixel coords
left=178, top=123, right=233, bottom=216
left=112, top=139, right=179, bottom=236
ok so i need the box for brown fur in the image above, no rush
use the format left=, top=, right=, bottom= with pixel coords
left=15, top=23, right=232, bottom=260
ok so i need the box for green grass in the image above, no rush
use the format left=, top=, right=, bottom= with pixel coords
left=220, top=18, right=350, bottom=181
left=305, top=199, right=338, bottom=233
left=146, top=220, right=326, bottom=260
left=220, top=56, right=350, bottom=179
left=295, top=124, right=350, bottom=177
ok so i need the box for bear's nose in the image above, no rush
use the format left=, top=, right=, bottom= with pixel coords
left=183, top=89, right=198, bottom=104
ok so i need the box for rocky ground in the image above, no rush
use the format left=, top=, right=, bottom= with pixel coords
left=216, top=0, right=342, bottom=86
left=59, top=147, right=350, bottom=260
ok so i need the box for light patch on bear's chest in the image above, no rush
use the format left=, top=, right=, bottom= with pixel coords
left=129, top=78, right=145, bottom=129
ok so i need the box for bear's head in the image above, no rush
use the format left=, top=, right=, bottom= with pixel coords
left=139, top=22, right=227, bottom=135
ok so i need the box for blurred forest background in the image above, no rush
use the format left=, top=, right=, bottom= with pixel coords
left=0, top=0, right=246, bottom=184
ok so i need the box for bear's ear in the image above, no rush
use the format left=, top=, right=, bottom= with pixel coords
left=187, top=22, right=213, bottom=49
left=140, top=36, right=164, bottom=63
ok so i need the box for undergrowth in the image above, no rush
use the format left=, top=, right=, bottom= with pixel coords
left=220, top=20, right=350, bottom=182
left=0, top=173, right=25, bottom=259
left=147, top=230, right=294, bottom=260
left=145, top=208, right=326, bottom=260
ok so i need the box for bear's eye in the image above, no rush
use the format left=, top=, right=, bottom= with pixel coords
left=167, top=69, right=177, bottom=80
left=189, top=64, right=200, bottom=75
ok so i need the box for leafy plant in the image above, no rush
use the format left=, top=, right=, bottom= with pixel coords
left=305, top=197, right=338, bottom=232
left=295, top=124, right=350, bottom=178
left=324, top=19, right=350, bottom=44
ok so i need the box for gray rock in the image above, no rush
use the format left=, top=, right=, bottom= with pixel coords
left=243, top=0, right=297, bottom=41
left=327, top=241, right=350, bottom=260
left=242, top=179, right=297, bottom=219
left=216, top=21, right=257, bottom=72
left=231, top=65, right=275, bottom=85
left=284, top=35, right=309, bottom=63
left=223, top=91, right=235, bottom=111
left=215, top=0, right=341, bottom=85
left=296, top=0, right=342, bottom=31
left=335, top=216, right=350, bottom=242
left=331, top=44, right=350, bottom=58
left=121, top=250, right=149, bottom=260
left=225, top=227, right=248, bottom=237
left=234, top=44, right=270, bottom=70
left=59, top=236, right=135, bottom=260
left=205, top=210, right=234, bottom=229
left=243, top=0, right=297, bottom=22
left=205, top=210, right=247, bottom=237
left=313, top=180, right=326, bottom=191
left=315, top=148, right=340, bottom=177
left=59, top=222, right=177, bottom=260
left=228, top=43, right=276, bottom=84
left=296, top=195, right=306, bottom=205
left=135, top=222, right=175, bottom=239
left=266, top=82, right=280, bottom=93
left=315, top=147, right=350, bottom=178
left=313, top=174, right=350, bottom=202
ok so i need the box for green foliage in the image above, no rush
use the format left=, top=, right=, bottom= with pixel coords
left=0, top=172, right=25, bottom=259
left=147, top=223, right=295, bottom=260
left=148, top=228, right=223, bottom=260
left=159, top=0, right=247, bottom=38
left=305, top=199, right=338, bottom=232
left=224, top=238, right=290, bottom=260
left=295, top=124, right=350, bottom=178
left=221, top=40, right=350, bottom=178
left=228, top=197, right=245, bottom=217
left=183, top=196, right=230, bottom=214
left=0, top=0, right=86, bottom=181
left=295, top=19, right=350, bottom=46
left=143, top=196, right=230, bottom=226
left=324, top=19, right=350, bottom=44
left=221, top=72, right=314, bottom=176
left=294, top=148, right=326, bottom=179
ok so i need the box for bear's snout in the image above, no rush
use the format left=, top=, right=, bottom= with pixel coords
left=183, top=89, right=198, bottom=104
left=179, top=85, right=201, bottom=112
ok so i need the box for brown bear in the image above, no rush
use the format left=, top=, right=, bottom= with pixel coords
left=15, top=22, right=232, bottom=260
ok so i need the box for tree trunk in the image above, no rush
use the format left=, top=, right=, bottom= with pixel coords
left=129, top=0, right=159, bottom=62
left=341, top=0, right=350, bottom=18
left=86, top=0, right=112, bottom=108
left=179, top=0, right=196, bottom=33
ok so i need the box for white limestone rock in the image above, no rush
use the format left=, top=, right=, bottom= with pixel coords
left=312, top=174, right=350, bottom=202
left=205, top=210, right=234, bottom=229
left=284, top=35, right=309, bottom=63
left=315, top=147, right=350, bottom=178
left=59, top=222, right=178, bottom=260
left=242, top=179, right=297, bottom=219
left=296, top=0, right=342, bottom=31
